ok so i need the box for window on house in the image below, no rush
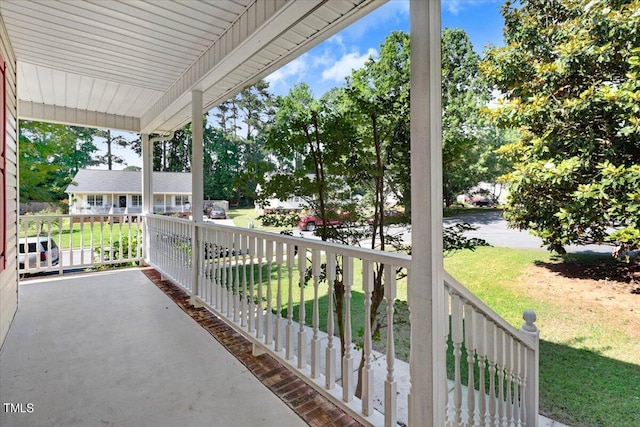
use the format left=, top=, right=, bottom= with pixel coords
left=87, top=195, right=103, bottom=206
left=175, top=195, right=188, bottom=206
left=131, top=195, right=142, bottom=206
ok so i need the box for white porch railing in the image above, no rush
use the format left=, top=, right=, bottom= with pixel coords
left=18, top=214, right=143, bottom=275
left=145, top=214, right=539, bottom=426
left=444, top=271, right=539, bottom=427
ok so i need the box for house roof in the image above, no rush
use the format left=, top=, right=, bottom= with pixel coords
left=1, top=0, right=384, bottom=134
left=66, top=170, right=192, bottom=195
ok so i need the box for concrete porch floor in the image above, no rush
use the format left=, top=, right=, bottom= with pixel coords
left=0, top=269, right=321, bottom=427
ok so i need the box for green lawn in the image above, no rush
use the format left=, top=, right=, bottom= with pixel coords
left=221, top=244, right=638, bottom=426
left=20, top=217, right=141, bottom=250
left=443, top=247, right=639, bottom=426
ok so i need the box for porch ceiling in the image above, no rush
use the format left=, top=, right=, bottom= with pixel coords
left=0, top=0, right=385, bottom=134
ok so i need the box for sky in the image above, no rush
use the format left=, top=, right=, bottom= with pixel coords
left=109, top=0, right=506, bottom=169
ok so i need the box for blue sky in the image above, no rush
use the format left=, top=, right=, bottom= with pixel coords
left=113, top=0, right=506, bottom=168
left=265, top=0, right=505, bottom=97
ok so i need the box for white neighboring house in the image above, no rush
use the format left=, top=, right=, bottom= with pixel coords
left=255, top=195, right=310, bottom=214
left=66, top=169, right=192, bottom=214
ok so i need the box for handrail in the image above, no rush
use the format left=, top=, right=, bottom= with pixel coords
left=443, top=270, right=536, bottom=349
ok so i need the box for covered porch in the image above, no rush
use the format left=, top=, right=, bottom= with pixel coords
left=0, top=268, right=326, bottom=426
left=1, top=1, right=541, bottom=426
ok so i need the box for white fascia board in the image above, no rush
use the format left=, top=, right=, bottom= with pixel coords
left=19, top=100, right=140, bottom=132
left=140, top=0, right=317, bottom=134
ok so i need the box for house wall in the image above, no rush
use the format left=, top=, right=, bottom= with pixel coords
left=69, top=192, right=188, bottom=214
left=0, top=15, right=19, bottom=347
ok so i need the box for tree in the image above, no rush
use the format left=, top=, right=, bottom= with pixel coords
left=94, top=129, right=130, bottom=170
left=19, top=121, right=99, bottom=202
left=441, top=28, right=492, bottom=206
left=481, top=0, right=640, bottom=255
left=256, top=83, right=359, bottom=364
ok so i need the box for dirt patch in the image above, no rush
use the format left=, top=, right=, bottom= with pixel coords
left=535, top=257, right=640, bottom=291
left=526, top=258, right=639, bottom=311
left=516, top=258, right=639, bottom=363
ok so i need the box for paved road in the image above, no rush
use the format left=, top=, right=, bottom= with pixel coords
left=444, top=209, right=612, bottom=254
left=298, top=210, right=613, bottom=255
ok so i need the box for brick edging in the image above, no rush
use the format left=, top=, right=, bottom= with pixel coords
left=140, top=267, right=363, bottom=427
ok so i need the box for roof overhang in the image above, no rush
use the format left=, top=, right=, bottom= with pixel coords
left=1, top=0, right=386, bottom=134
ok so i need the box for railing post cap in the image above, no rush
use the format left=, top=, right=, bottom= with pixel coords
left=521, top=309, right=538, bottom=332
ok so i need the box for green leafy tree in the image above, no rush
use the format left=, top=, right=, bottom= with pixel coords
left=481, top=0, right=640, bottom=255
left=256, top=82, right=359, bottom=360
left=19, top=121, right=99, bottom=202
left=203, top=124, right=242, bottom=201
left=441, top=28, right=492, bottom=206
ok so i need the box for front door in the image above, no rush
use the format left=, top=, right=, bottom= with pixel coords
left=119, top=196, right=127, bottom=208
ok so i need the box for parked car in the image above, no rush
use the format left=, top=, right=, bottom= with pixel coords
left=297, top=211, right=352, bottom=231
left=18, top=237, right=60, bottom=269
left=469, top=196, right=494, bottom=207
left=208, top=206, right=227, bottom=219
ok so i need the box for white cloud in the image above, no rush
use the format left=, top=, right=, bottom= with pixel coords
left=265, top=55, right=308, bottom=89
left=321, top=48, right=378, bottom=83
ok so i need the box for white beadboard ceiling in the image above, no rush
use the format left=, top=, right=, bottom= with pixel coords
left=0, top=0, right=385, bottom=133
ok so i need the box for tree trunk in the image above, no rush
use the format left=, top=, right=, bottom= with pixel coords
left=355, top=265, right=385, bottom=398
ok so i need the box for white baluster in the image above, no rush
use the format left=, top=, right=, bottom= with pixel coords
left=496, top=329, right=506, bottom=426
left=240, top=234, right=248, bottom=327
left=275, top=242, right=284, bottom=353
left=89, top=216, right=95, bottom=266
left=384, top=266, right=397, bottom=426
left=310, top=249, right=321, bottom=379
left=361, top=259, right=374, bottom=416
left=215, top=230, right=223, bottom=310
left=486, top=321, right=497, bottom=427
left=514, top=342, right=522, bottom=427
left=248, top=236, right=256, bottom=332
left=445, top=286, right=452, bottom=426
left=225, top=232, right=232, bottom=318
left=464, top=303, right=476, bottom=426
left=505, top=334, right=514, bottom=426
left=233, top=232, right=240, bottom=323
left=325, top=252, right=337, bottom=390
left=286, top=242, right=295, bottom=361
left=476, top=314, right=488, bottom=426
left=297, top=245, right=307, bottom=369
left=256, top=236, right=264, bottom=339
left=342, top=255, right=354, bottom=402
left=265, top=240, right=274, bottom=346
left=451, top=295, right=463, bottom=426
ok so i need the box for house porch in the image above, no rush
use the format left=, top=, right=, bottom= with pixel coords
left=0, top=268, right=352, bottom=427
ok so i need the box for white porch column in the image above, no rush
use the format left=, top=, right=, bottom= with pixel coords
left=408, top=1, right=446, bottom=426
left=190, top=90, right=204, bottom=307
left=141, top=133, right=152, bottom=215
left=191, top=90, right=204, bottom=222
left=141, top=133, right=152, bottom=265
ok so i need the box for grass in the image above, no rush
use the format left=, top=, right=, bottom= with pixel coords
left=220, top=245, right=638, bottom=426
left=227, top=207, right=288, bottom=232
left=19, top=216, right=141, bottom=250
left=444, top=247, right=639, bottom=426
